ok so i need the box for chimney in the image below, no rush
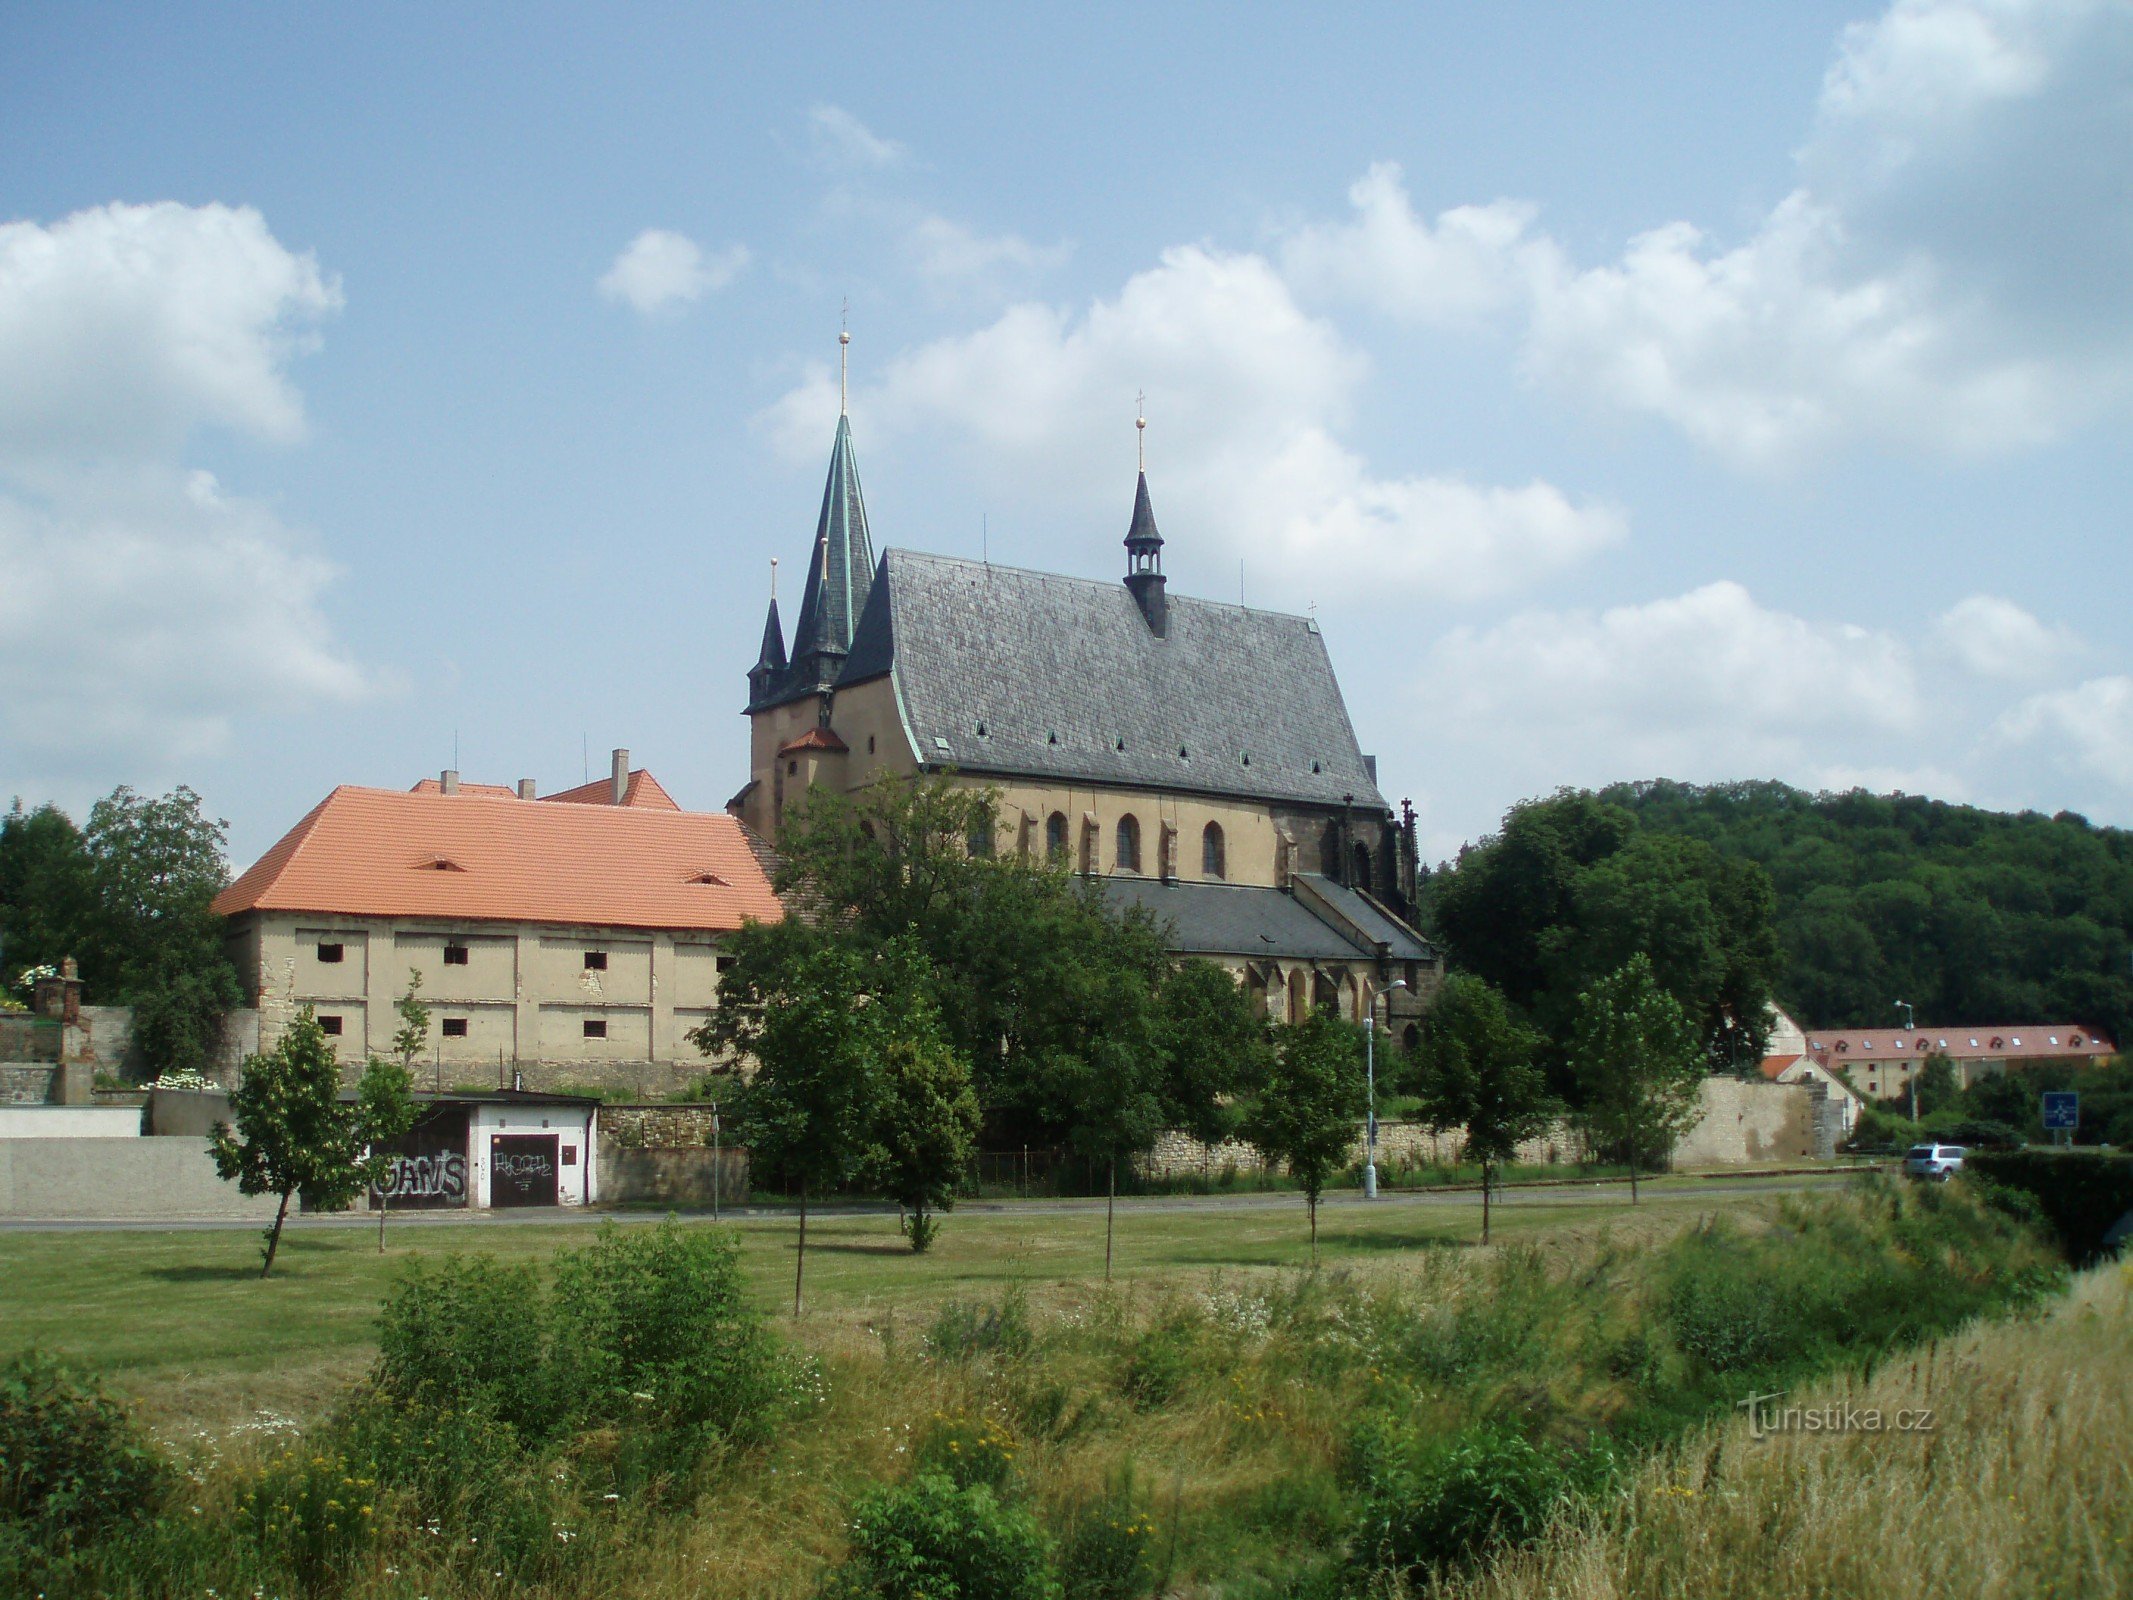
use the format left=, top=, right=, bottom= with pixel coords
left=610, top=748, right=629, bottom=805
left=440, top=769, right=459, bottom=795
left=517, top=778, right=537, bottom=800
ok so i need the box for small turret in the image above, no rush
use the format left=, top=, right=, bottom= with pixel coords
left=1123, top=410, right=1167, bottom=636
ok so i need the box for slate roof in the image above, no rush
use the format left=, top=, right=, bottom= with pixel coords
left=841, top=550, right=1387, bottom=811
left=1097, top=875, right=1430, bottom=963
left=214, top=786, right=782, bottom=931
left=758, top=413, right=874, bottom=708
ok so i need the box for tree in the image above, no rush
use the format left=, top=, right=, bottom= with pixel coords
left=1151, top=958, right=1274, bottom=1145
left=357, top=971, right=427, bottom=1252
left=1910, top=1051, right=1960, bottom=1118
left=706, top=927, right=942, bottom=1314
left=210, top=1009, right=364, bottom=1276
left=1567, top=955, right=1706, bottom=1205
left=872, top=1021, right=982, bottom=1253
left=1409, top=975, right=1555, bottom=1243
left=0, top=801, right=97, bottom=988
left=1241, top=1011, right=1365, bottom=1258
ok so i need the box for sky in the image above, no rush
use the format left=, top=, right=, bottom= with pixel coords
left=3, top=0, right=2130, bottom=870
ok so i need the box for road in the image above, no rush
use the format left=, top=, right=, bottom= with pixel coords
left=0, top=1168, right=1865, bottom=1233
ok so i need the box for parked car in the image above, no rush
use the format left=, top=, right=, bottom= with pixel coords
left=1902, top=1143, right=1965, bottom=1180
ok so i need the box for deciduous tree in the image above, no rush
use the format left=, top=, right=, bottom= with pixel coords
left=210, top=1009, right=364, bottom=1276
left=1409, top=975, right=1554, bottom=1243
left=1241, top=1011, right=1366, bottom=1259
left=1567, top=955, right=1707, bottom=1205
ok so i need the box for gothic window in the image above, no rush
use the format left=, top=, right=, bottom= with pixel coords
left=1352, top=841, right=1372, bottom=888
left=1286, top=969, right=1308, bottom=1026
left=1046, top=811, right=1069, bottom=862
left=1116, top=814, right=1142, bottom=873
left=1314, top=970, right=1339, bottom=1014
left=1202, top=821, right=1226, bottom=880
left=1319, top=824, right=1340, bottom=878
left=967, top=817, right=994, bottom=858
left=1402, top=1023, right=1420, bottom=1054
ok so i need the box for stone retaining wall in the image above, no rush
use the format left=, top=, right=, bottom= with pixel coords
left=596, top=1104, right=745, bottom=1206
left=0, top=1065, right=58, bottom=1105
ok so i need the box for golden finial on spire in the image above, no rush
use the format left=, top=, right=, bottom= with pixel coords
left=1135, top=390, right=1146, bottom=473
left=770, top=555, right=778, bottom=601
left=839, top=301, right=851, bottom=417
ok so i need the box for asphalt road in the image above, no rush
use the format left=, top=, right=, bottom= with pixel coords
left=0, top=1169, right=1865, bottom=1233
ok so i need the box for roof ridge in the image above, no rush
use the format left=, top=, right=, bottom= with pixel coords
left=881, top=546, right=1316, bottom=626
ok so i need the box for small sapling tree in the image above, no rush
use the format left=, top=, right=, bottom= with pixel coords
left=1568, top=954, right=1707, bottom=1204
left=210, top=1008, right=364, bottom=1276
left=1241, top=1010, right=1366, bottom=1260
left=357, top=969, right=427, bottom=1252
left=1410, top=974, right=1554, bottom=1243
left=873, top=1021, right=982, bottom=1253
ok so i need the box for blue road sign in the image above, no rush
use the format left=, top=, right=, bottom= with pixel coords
left=2042, top=1091, right=2079, bottom=1132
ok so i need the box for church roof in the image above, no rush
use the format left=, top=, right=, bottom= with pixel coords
left=769, top=412, right=874, bottom=705
left=840, top=549, right=1387, bottom=810
left=1099, top=875, right=1431, bottom=962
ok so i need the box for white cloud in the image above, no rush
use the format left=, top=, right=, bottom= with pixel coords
left=597, top=229, right=748, bottom=316
left=1283, top=1, right=2133, bottom=467
left=1935, top=593, right=2080, bottom=681
left=1280, top=162, right=1537, bottom=328
left=0, top=202, right=368, bottom=784
left=902, top=214, right=1070, bottom=289
left=764, top=245, right=1617, bottom=603
left=1990, top=676, right=2133, bottom=792
left=0, top=201, right=340, bottom=472
left=807, top=104, right=907, bottom=169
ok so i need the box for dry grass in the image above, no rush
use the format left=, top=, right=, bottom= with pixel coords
left=1444, top=1260, right=2133, bottom=1600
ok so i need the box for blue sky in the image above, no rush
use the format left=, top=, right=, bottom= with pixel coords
left=3, top=0, right=2129, bottom=868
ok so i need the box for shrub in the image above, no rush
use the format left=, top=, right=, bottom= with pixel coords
left=373, top=1254, right=552, bottom=1436
left=240, top=1441, right=379, bottom=1596
left=924, top=1285, right=1035, bottom=1364
left=1966, top=1149, right=2133, bottom=1264
left=1119, top=1327, right=1195, bottom=1411
left=1349, top=1420, right=1579, bottom=1577
left=829, top=1472, right=1059, bottom=1600
left=0, top=1351, right=168, bottom=1552
left=1056, top=1471, right=1156, bottom=1600
left=913, top=1412, right=1019, bottom=1494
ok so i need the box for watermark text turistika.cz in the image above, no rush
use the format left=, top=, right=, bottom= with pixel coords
left=1737, top=1391, right=1935, bottom=1441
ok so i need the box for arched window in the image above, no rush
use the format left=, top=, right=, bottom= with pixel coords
left=1352, top=842, right=1372, bottom=889
left=1319, top=824, right=1340, bottom=878
left=1202, top=821, right=1226, bottom=879
left=1340, top=972, right=1361, bottom=1022
left=1286, top=969, right=1308, bottom=1026
left=1046, top=811, right=1069, bottom=862
left=966, top=817, right=993, bottom=858
left=1313, top=970, right=1339, bottom=1015
left=1401, top=1022, right=1420, bottom=1054
left=1116, top=814, right=1142, bottom=873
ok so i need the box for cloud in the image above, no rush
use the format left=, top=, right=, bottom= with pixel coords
left=0, top=202, right=368, bottom=785
left=1283, top=1, right=2133, bottom=468
left=807, top=104, right=906, bottom=170
left=0, top=201, right=340, bottom=472
left=902, top=214, right=1070, bottom=290
left=597, top=229, right=748, bottom=316
left=1990, top=676, right=2133, bottom=793
left=764, top=245, right=1617, bottom=604
left=1935, top=594, right=2081, bottom=682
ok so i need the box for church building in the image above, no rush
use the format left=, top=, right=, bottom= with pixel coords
left=733, top=351, right=1437, bottom=1032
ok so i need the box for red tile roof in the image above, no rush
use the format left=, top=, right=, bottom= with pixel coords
left=1759, top=1053, right=1803, bottom=1080
left=1804, top=1027, right=2116, bottom=1063
left=213, top=786, right=782, bottom=931
left=778, top=727, right=849, bottom=755
left=538, top=770, right=682, bottom=810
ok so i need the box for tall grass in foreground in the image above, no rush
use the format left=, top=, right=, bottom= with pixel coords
left=1443, top=1260, right=2133, bottom=1600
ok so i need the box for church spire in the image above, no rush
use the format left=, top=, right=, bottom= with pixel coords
left=785, top=331, right=877, bottom=694
left=1124, top=398, right=1167, bottom=636
left=747, top=561, right=789, bottom=708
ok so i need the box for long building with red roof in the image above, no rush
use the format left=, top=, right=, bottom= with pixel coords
left=213, top=750, right=781, bottom=1093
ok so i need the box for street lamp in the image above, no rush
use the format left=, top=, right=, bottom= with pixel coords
left=1893, top=1001, right=1917, bottom=1121
left=1364, top=979, right=1409, bottom=1200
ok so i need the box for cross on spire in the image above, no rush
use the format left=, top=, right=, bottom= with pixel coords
left=839, top=303, right=850, bottom=416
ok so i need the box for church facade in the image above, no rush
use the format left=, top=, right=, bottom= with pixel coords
left=733, top=395, right=1438, bottom=1033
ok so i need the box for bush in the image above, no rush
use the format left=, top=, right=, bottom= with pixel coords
left=374, top=1254, right=552, bottom=1436
left=1966, top=1149, right=2133, bottom=1263
left=1349, top=1420, right=1580, bottom=1577
left=1056, top=1471, right=1156, bottom=1600
left=914, top=1412, right=1019, bottom=1494
left=1119, top=1327, right=1195, bottom=1411
left=828, top=1472, right=1059, bottom=1600
left=239, top=1441, right=379, bottom=1595
left=0, top=1351, right=168, bottom=1552
left=924, top=1285, right=1034, bottom=1364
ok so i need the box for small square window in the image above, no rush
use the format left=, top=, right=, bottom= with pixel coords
left=317, top=1015, right=344, bottom=1036
left=583, top=951, right=608, bottom=971
left=561, top=1146, right=578, bottom=1166
left=441, top=1017, right=468, bottom=1038
left=316, top=942, right=344, bottom=964
left=582, top=1018, right=607, bottom=1039
left=443, top=944, right=469, bottom=966
left=715, top=955, right=737, bottom=974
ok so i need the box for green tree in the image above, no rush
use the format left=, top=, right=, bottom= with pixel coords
left=358, top=970, right=428, bottom=1252
left=0, top=801, right=97, bottom=989
left=871, top=1003, right=982, bottom=1254
left=1409, top=975, right=1554, bottom=1243
left=1567, top=955, right=1707, bottom=1205
left=1240, top=1011, right=1366, bottom=1258
left=82, top=786, right=244, bottom=1076
left=1911, top=1051, right=1961, bottom=1118
left=209, top=1009, right=364, bottom=1277
left=1151, top=958, right=1274, bottom=1144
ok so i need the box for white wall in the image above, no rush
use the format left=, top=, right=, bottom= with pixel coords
left=0, top=1106, right=144, bottom=1139
left=470, top=1103, right=596, bottom=1206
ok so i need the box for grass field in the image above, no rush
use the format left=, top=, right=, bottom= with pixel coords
left=0, top=1176, right=1835, bottom=1435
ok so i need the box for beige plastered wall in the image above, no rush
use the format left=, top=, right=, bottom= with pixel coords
left=239, top=911, right=735, bottom=1086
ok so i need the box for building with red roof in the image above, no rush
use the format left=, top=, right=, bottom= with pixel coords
left=214, top=750, right=781, bottom=1094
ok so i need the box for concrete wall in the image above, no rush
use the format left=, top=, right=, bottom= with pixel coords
left=0, top=1137, right=278, bottom=1220
left=148, top=1087, right=234, bottom=1138
left=596, top=1103, right=747, bottom=1206
left=1140, top=1117, right=1588, bottom=1181
left=1671, top=1078, right=1819, bottom=1167
left=0, top=1106, right=144, bottom=1138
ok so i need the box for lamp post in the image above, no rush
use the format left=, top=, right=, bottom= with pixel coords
left=1364, top=978, right=1409, bottom=1200
left=1894, top=1001, right=1917, bottom=1121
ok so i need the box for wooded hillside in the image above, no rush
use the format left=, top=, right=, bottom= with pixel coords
left=1594, top=780, right=2133, bottom=1042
